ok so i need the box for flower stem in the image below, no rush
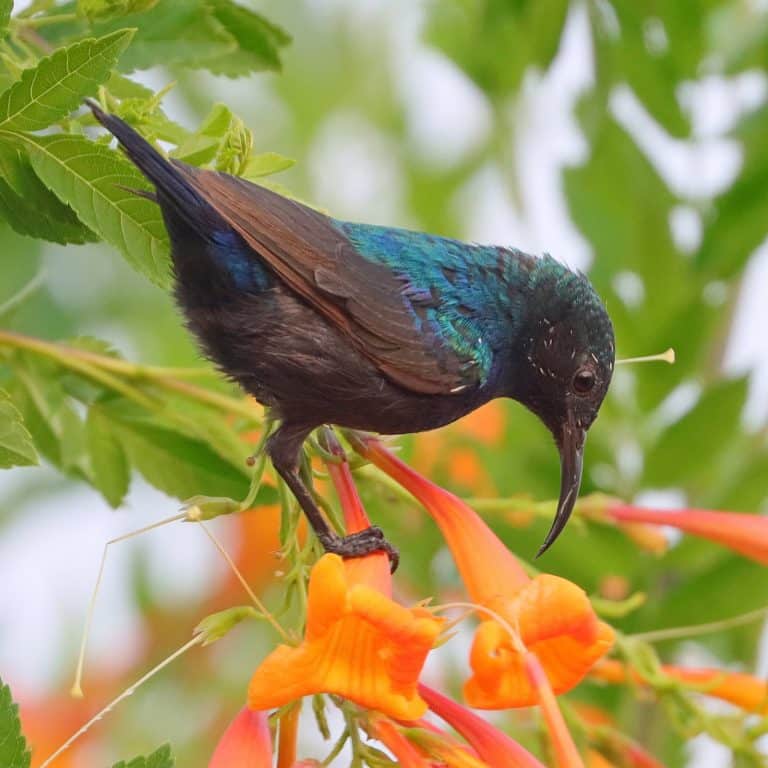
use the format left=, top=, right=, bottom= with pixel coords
left=630, top=606, right=768, bottom=643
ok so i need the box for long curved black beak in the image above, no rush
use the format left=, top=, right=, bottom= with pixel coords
left=537, top=419, right=586, bottom=556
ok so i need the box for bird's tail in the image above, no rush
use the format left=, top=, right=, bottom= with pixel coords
left=87, top=100, right=207, bottom=220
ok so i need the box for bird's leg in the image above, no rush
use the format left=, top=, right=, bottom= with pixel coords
left=267, top=422, right=399, bottom=571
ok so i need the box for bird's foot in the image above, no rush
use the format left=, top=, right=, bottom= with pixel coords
left=319, top=526, right=400, bottom=573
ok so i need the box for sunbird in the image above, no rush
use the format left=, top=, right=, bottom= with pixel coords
left=89, top=101, right=615, bottom=567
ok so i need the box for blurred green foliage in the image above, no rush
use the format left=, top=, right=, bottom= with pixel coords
left=1, top=0, right=768, bottom=766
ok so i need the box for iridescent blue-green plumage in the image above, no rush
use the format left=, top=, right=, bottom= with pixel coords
left=88, top=100, right=615, bottom=563
left=332, top=220, right=529, bottom=384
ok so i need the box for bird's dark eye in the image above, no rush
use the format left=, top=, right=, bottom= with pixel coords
left=572, top=368, right=596, bottom=395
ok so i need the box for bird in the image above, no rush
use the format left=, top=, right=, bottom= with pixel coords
left=88, top=101, right=615, bottom=568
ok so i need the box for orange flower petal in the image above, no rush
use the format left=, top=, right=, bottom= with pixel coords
left=209, top=706, right=272, bottom=768
left=608, top=505, right=768, bottom=564
left=248, top=554, right=442, bottom=720
left=355, top=436, right=614, bottom=708
left=466, top=576, right=615, bottom=708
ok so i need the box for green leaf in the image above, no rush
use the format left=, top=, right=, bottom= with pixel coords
left=112, top=744, right=174, bottom=768
left=171, top=102, right=232, bottom=165
left=644, top=377, right=748, bottom=489
left=101, top=400, right=248, bottom=500
left=104, top=71, right=153, bottom=100
left=41, top=0, right=286, bottom=75
left=0, top=144, right=96, bottom=244
left=22, top=133, right=171, bottom=287
left=0, top=389, right=37, bottom=469
left=0, top=29, right=134, bottom=131
left=427, top=0, right=569, bottom=98
left=6, top=355, right=88, bottom=474
left=697, top=103, right=768, bottom=280
left=0, top=1, right=11, bottom=40
left=78, top=0, right=158, bottom=22
left=204, top=0, right=290, bottom=76
left=86, top=402, right=130, bottom=506
left=0, top=677, right=31, bottom=768
left=65, top=0, right=236, bottom=72
left=242, top=152, right=295, bottom=180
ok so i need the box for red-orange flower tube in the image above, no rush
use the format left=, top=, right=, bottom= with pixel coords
left=419, top=683, right=546, bottom=768
left=524, top=653, right=584, bottom=768
left=592, top=659, right=768, bottom=715
left=368, top=717, right=435, bottom=768
left=247, top=435, right=443, bottom=720
left=352, top=434, right=614, bottom=708
left=607, top=505, right=768, bottom=565
left=209, top=706, right=272, bottom=768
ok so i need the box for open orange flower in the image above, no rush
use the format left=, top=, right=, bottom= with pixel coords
left=353, top=434, right=614, bottom=708
left=209, top=706, right=272, bottom=768
left=248, top=436, right=443, bottom=720
left=606, top=504, right=768, bottom=565
left=592, top=659, right=768, bottom=715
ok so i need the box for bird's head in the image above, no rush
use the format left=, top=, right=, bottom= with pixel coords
left=509, top=256, right=615, bottom=555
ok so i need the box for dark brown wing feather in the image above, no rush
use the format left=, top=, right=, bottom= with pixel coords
left=174, top=163, right=479, bottom=395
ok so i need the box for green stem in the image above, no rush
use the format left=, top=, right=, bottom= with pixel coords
left=0, top=330, right=261, bottom=422
left=0, top=330, right=160, bottom=410
left=22, top=12, right=78, bottom=27
left=630, top=606, right=768, bottom=643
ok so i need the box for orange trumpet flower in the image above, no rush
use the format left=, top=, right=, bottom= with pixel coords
left=248, top=434, right=443, bottom=720
left=353, top=434, right=614, bottom=708
left=592, top=659, right=768, bottom=715
left=606, top=504, right=768, bottom=565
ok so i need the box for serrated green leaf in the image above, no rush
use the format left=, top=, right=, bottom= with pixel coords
left=111, top=744, right=174, bottom=768
left=22, top=133, right=171, bottom=287
left=39, top=0, right=286, bottom=75
left=0, top=144, right=96, bottom=244
left=204, top=0, right=290, bottom=76
left=0, top=389, right=38, bottom=469
left=86, top=402, right=130, bottom=506
left=102, top=400, right=248, bottom=500
left=0, top=29, right=134, bottom=131
left=0, top=677, right=31, bottom=768
left=82, top=0, right=236, bottom=72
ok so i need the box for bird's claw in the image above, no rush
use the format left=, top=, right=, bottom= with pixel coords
left=320, top=526, right=400, bottom=573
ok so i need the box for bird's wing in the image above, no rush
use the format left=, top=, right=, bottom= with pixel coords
left=175, top=164, right=487, bottom=395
